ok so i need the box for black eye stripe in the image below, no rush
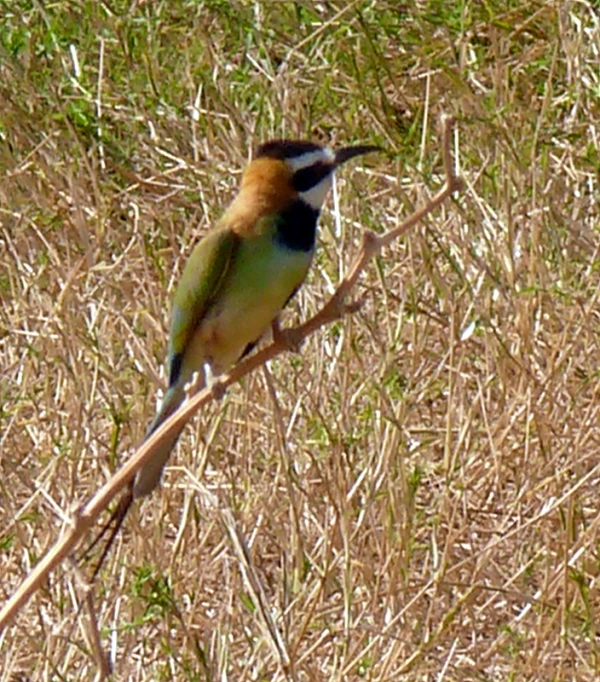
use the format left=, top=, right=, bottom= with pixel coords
left=293, top=161, right=333, bottom=192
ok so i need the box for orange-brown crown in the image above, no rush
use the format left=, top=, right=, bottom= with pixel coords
left=221, top=158, right=297, bottom=237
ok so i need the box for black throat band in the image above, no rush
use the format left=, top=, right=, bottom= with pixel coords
left=275, top=200, right=319, bottom=253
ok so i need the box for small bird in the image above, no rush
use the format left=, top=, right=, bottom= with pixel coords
left=87, top=139, right=379, bottom=574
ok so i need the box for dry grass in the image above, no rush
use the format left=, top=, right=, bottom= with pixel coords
left=1, top=1, right=600, bottom=680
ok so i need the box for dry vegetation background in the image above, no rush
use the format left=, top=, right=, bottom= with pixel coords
left=1, top=1, right=599, bottom=680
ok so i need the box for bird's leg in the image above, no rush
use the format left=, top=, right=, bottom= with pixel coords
left=271, top=317, right=303, bottom=352
left=182, top=366, right=226, bottom=401
left=203, top=365, right=215, bottom=390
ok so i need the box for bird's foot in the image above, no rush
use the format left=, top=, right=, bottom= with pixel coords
left=209, top=377, right=227, bottom=400
left=203, top=364, right=227, bottom=400
left=185, top=371, right=205, bottom=399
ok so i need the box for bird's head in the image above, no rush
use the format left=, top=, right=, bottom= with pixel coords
left=237, top=139, right=380, bottom=216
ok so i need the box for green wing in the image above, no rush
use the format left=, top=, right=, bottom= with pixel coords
left=167, top=228, right=240, bottom=383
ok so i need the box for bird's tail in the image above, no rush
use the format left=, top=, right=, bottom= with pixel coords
left=85, top=487, right=134, bottom=579
left=83, top=381, right=193, bottom=577
left=82, top=387, right=182, bottom=578
left=132, top=383, right=187, bottom=498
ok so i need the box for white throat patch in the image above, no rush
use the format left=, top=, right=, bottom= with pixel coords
left=299, top=176, right=333, bottom=210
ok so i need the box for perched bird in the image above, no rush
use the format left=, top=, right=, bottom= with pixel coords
left=87, top=139, right=379, bottom=574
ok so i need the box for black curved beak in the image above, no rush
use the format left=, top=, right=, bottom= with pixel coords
left=334, top=144, right=381, bottom=167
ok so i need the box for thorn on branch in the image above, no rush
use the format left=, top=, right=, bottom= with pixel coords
left=343, top=294, right=368, bottom=315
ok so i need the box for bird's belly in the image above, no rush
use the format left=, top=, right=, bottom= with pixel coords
left=190, top=248, right=311, bottom=375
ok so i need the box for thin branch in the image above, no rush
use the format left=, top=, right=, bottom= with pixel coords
left=0, top=115, right=462, bottom=633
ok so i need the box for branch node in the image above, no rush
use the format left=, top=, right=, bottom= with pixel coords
left=69, top=503, right=85, bottom=534
left=361, top=229, right=380, bottom=256
left=343, top=293, right=368, bottom=315
left=272, top=321, right=304, bottom=353
left=448, top=175, right=465, bottom=194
